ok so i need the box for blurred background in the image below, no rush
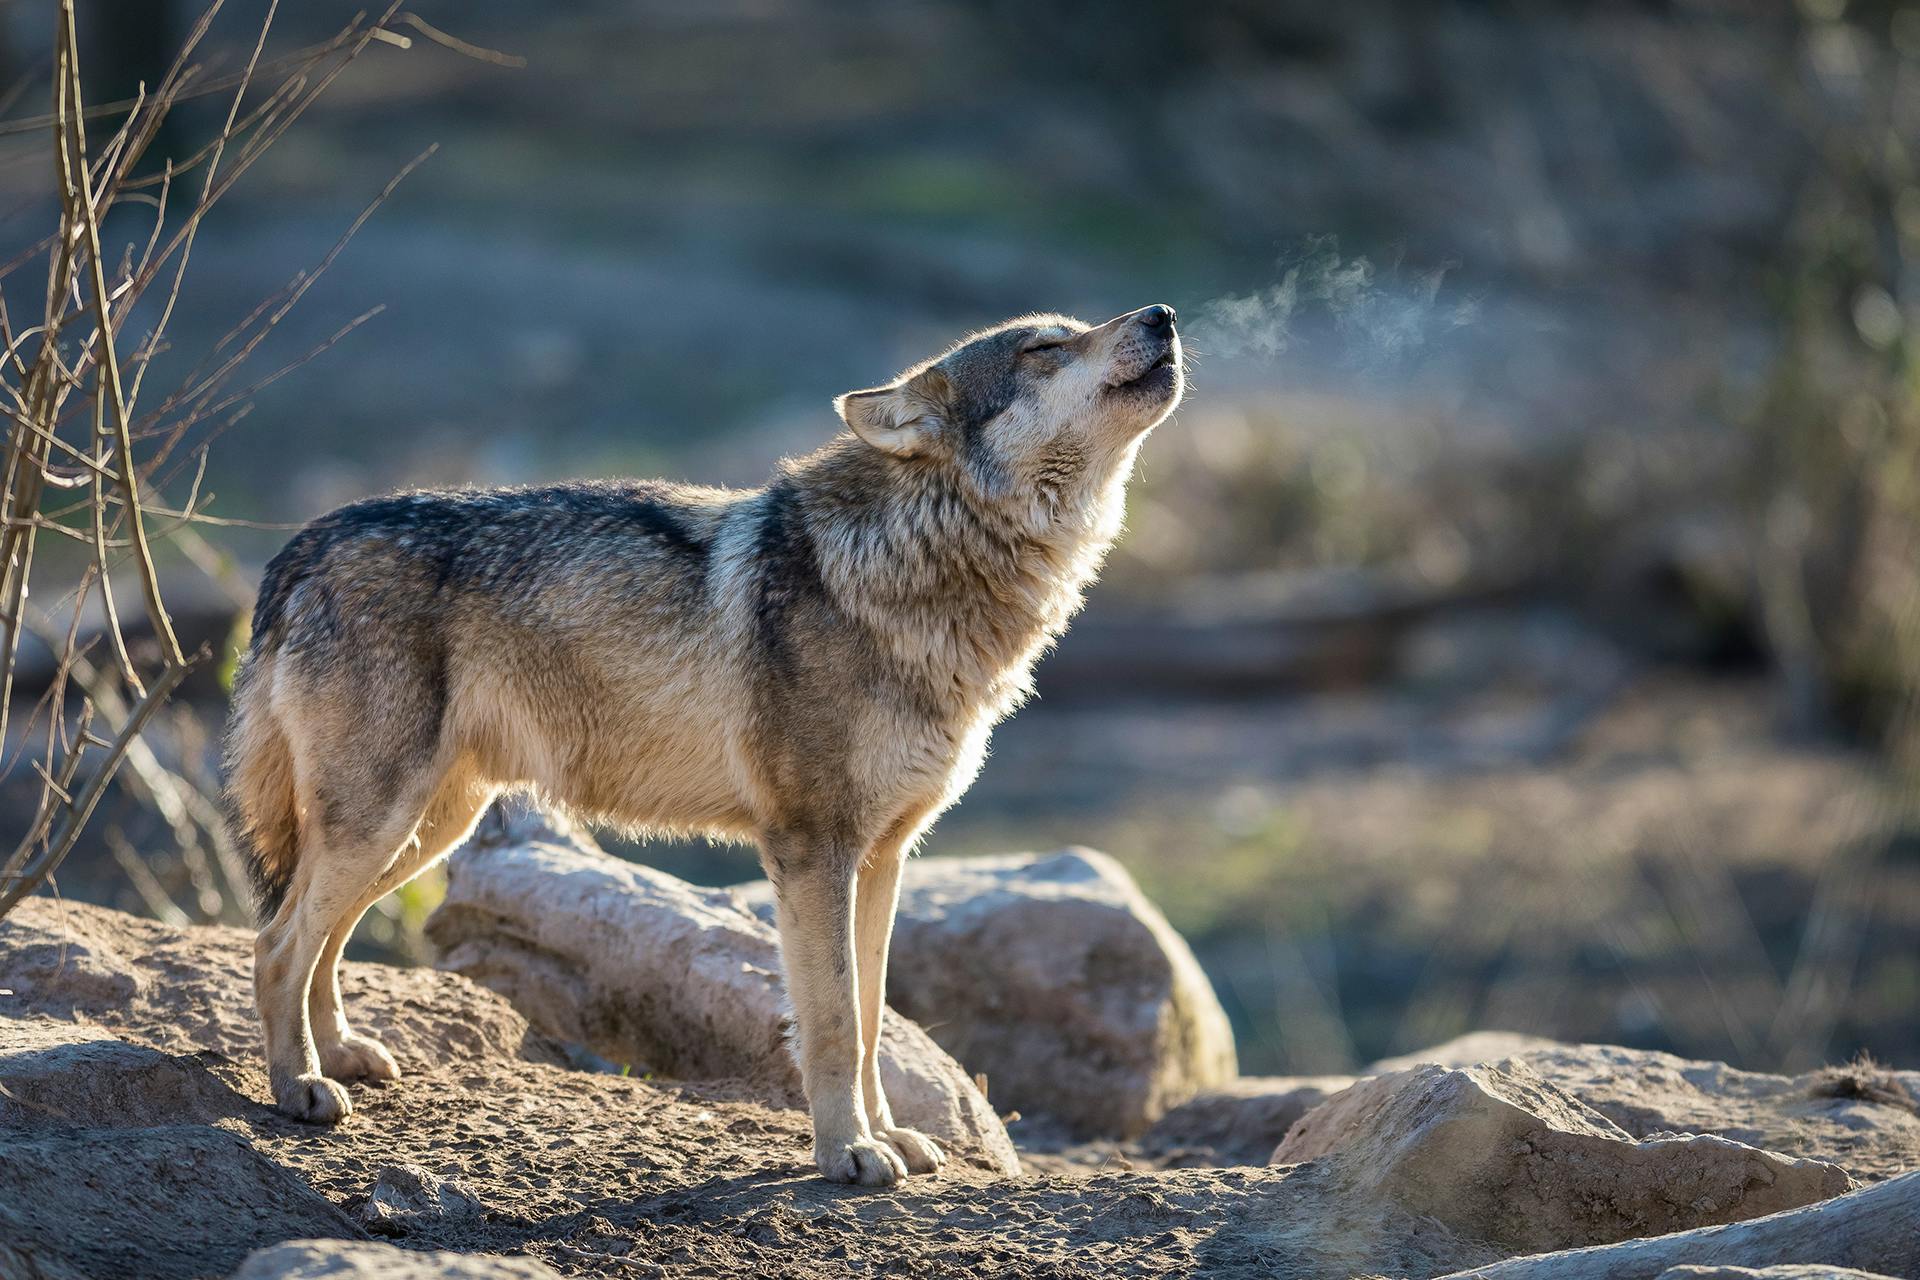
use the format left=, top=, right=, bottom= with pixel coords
left=3, top=0, right=1918, bottom=1079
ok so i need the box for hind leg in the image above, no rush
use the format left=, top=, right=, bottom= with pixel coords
left=256, top=836, right=393, bottom=1123
left=309, top=768, right=498, bottom=1082
left=306, top=887, right=405, bottom=1084
left=256, top=756, right=453, bottom=1123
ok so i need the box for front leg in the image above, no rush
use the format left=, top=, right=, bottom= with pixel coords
left=854, top=837, right=945, bottom=1174
left=762, top=831, right=907, bottom=1187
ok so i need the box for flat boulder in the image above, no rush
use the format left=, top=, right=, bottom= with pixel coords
left=1275, top=1059, right=1853, bottom=1256
left=1431, top=1169, right=1920, bottom=1280
left=233, top=1240, right=560, bottom=1279
left=1659, top=1268, right=1908, bottom=1280
left=1519, top=1042, right=1920, bottom=1183
left=1368, top=1030, right=1564, bottom=1073
left=426, top=827, right=1019, bottom=1175
left=737, top=847, right=1238, bottom=1139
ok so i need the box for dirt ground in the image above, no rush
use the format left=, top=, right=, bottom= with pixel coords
left=8, top=880, right=1920, bottom=1280
left=0, top=898, right=1491, bottom=1280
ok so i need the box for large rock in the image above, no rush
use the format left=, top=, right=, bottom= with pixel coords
left=1431, top=1169, right=1920, bottom=1280
left=1376, top=1035, right=1920, bottom=1183
left=234, top=1240, right=560, bottom=1279
left=1275, top=1059, right=1853, bottom=1256
left=737, top=847, right=1238, bottom=1139
left=355, top=1164, right=489, bottom=1237
left=0, top=1126, right=361, bottom=1280
left=426, top=827, right=1020, bottom=1175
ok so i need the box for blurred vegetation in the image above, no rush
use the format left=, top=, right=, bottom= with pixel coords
left=1745, top=2, right=1920, bottom=766
left=5, top=0, right=1920, bottom=1076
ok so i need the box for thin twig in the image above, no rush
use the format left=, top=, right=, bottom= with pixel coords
left=106, top=827, right=191, bottom=928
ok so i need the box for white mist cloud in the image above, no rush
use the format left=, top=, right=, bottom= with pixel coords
left=1187, top=237, right=1478, bottom=368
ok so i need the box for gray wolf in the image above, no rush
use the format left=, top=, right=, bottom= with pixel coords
left=224, top=304, right=1184, bottom=1185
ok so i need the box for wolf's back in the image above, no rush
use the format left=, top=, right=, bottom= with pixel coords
left=222, top=502, right=398, bottom=922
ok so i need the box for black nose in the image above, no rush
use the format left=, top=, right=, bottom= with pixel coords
left=1138, top=304, right=1176, bottom=330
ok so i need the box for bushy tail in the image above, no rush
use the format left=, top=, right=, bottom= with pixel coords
left=224, top=652, right=299, bottom=925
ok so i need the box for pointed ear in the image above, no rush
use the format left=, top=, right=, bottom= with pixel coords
left=834, top=367, right=951, bottom=458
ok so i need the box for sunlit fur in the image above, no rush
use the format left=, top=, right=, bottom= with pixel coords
left=224, top=305, right=1184, bottom=1185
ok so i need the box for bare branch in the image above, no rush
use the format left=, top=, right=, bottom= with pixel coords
left=0, top=0, right=515, bottom=929
left=56, top=0, right=185, bottom=670
left=0, top=666, right=191, bottom=915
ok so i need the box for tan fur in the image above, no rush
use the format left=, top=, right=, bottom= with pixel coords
left=225, top=305, right=1184, bottom=1184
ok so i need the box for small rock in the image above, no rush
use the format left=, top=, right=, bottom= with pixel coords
left=357, top=1164, right=488, bottom=1236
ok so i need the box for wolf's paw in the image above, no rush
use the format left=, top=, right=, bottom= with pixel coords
left=815, top=1136, right=907, bottom=1187
left=319, top=1032, right=400, bottom=1082
left=878, top=1126, right=946, bottom=1175
left=276, top=1072, right=352, bottom=1124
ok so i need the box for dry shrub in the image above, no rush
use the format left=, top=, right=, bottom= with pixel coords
left=0, top=2, right=500, bottom=920
left=1745, top=7, right=1920, bottom=763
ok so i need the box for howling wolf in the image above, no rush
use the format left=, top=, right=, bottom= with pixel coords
left=225, top=304, right=1184, bottom=1185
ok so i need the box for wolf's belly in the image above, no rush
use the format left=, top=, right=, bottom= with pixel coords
left=452, top=655, right=759, bottom=839
left=552, top=720, right=757, bottom=837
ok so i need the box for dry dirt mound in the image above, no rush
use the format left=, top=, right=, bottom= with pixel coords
left=0, top=1125, right=359, bottom=1279
left=2, top=897, right=558, bottom=1070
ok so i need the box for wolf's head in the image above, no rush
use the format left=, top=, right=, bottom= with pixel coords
left=832, top=306, right=1183, bottom=524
